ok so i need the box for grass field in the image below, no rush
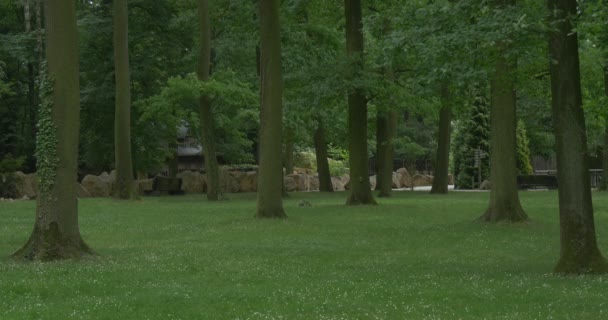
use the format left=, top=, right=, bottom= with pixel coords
left=1, top=191, right=608, bottom=319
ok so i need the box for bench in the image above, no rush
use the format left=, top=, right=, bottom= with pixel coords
left=517, top=175, right=558, bottom=190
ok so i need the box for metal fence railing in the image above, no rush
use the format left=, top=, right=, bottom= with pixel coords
left=535, top=169, right=603, bottom=188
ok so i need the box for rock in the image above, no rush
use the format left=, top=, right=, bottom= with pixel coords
left=81, top=174, right=111, bottom=197
left=331, top=177, right=345, bottom=191
left=412, top=173, right=433, bottom=187
left=309, top=174, right=320, bottom=191
left=369, top=175, right=377, bottom=190
left=218, top=168, right=240, bottom=193
left=284, top=176, right=298, bottom=192
left=177, top=170, right=205, bottom=193
left=75, top=183, right=91, bottom=198
left=391, top=172, right=401, bottom=189
left=136, top=178, right=154, bottom=194
left=396, top=168, right=412, bottom=188
left=480, top=179, right=491, bottom=190
left=99, top=171, right=115, bottom=194
left=14, top=171, right=38, bottom=199
left=239, top=171, right=257, bottom=192
left=286, top=174, right=306, bottom=191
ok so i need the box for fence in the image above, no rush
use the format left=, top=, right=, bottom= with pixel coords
left=535, top=169, right=603, bottom=188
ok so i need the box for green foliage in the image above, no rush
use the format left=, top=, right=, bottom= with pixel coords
left=0, top=154, right=23, bottom=198
left=328, top=158, right=349, bottom=177
left=293, top=150, right=316, bottom=170
left=34, top=65, right=58, bottom=194
left=452, top=93, right=490, bottom=189
left=516, top=120, right=534, bottom=175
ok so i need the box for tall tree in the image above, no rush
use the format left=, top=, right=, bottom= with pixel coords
left=430, top=82, right=452, bottom=194
left=344, top=0, right=376, bottom=205
left=601, top=66, right=608, bottom=191
left=13, top=0, right=93, bottom=260
left=548, top=0, right=607, bottom=273
left=256, top=0, right=286, bottom=218
left=480, top=0, right=527, bottom=222
left=314, top=119, right=333, bottom=192
left=113, top=0, right=136, bottom=199
left=197, top=0, right=220, bottom=201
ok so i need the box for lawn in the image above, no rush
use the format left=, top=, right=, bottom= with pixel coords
left=1, top=191, right=608, bottom=319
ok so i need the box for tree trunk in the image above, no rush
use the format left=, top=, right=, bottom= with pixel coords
left=344, top=0, right=376, bottom=205
left=197, top=0, right=219, bottom=200
left=480, top=0, right=527, bottom=222
left=548, top=0, right=608, bottom=274
left=314, top=119, right=333, bottom=192
left=256, top=0, right=286, bottom=218
left=600, top=66, right=608, bottom=191
left=430, top=83, right=452, bottom=195
left=375, top=111, right=386, bottom=191
left=13, top=0, right=93, bottom=261
left=35, top=0, right=43, bottom=68
left=113, top=0, right=136, bottom=199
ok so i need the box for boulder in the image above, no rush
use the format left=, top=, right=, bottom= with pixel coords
left=396, top=168, right=412, bottom=188
left=239, top=171, right=257, bottom=192
left=309, top=174, right=320, bottom=191
left=14, top=171, right=38, bottom=199
left=286, top=174, right=306, bottom=191
left=177, top=170, right=205, bottom=193
left=412, top=173, right=433, bottom=187
left=218, top=168, right=240, bottom=193
left=284, top=176, right=298, bottom=192
left=75, top=183, right=91, bottom=198
left=480, top=179, right=491, bottom=190
left=391, top=172, right=401, bottom=189
left=136, top=178, right=154, bottom=194
left=99, top=171, right=115, bottom=194
left=369, top=175, right=377, bottom=190
left=81, top=174, right=111, bottom=197
left=331, top=177, right=346, bottom=191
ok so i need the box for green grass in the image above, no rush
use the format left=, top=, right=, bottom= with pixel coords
left=1, top=191, right=608, bottom=319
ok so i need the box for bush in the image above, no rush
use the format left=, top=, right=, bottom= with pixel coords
left=0, top=155, right=23, bottom=198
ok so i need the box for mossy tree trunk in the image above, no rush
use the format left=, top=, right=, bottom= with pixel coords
left=314, top=119, right=333, bottom=192
left=13, top=0, right=93, bottom=261
left=430, top=82, right=452, bottom=195
left=480, top=0, right=527, bottom=222
left=197, top=0, right=219, bottom=201
left=600, top=66, right=608, bottom=191
left=344, top=0, right=376, bottom=205
left=113, top=0, right=136, bottom=199
left=549, top=0, right=608, bottom=274
left=256, top=0, right=286, bottom=218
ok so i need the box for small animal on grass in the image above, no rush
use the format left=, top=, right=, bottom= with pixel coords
left=297, top=200, right=312, bottom=207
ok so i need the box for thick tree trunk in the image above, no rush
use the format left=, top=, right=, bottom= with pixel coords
left=256, top=0, right=286, bottom=218
left=197, top=0, right=219, bottom=200
left=430, top=83, right=452, bottom=195
left=113, top=0, right=136, bottom=199
left=13, top=0, right=93, bottom=261
left=549, top=0, right=607, bottom=274
left=600, top=66, right=608, bottom=191
left=344, top=0, right=376, bottom=205
left=375, top=112, right=386, bottom=191
left=314, top=119, right=333, bottom=192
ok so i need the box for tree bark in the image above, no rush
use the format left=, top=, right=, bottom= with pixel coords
left=13, top=0, right=93, bottom=261
left=113, top=0, right=136, bottom=199
left=344, top=0, right=376, bottom=205
left=600, top=66, right=608, bottom=191
left=314, top=119, right=333, bottom=192
left=376, top=111, right=396, bottom=197
left=548, top=0, right=608, bottom=274
left=430, top=82, right=452, bottom=195
left=197, top=0, right=220, bottom=200
left=256, top=0, right=286, bottom=218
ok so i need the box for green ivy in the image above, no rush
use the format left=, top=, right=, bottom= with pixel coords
left=35, top=62, right=58, bottom=194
